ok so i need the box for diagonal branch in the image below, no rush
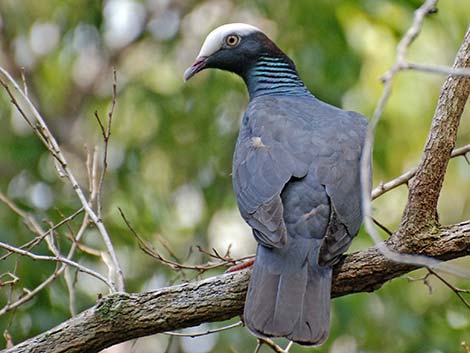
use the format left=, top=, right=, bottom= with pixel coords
left=371, top=144, right=470, bottom=200
left=397, top=27, right=470, bottom=235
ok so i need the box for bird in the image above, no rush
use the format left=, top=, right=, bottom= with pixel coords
left=184, top=23, right=368, bottom=346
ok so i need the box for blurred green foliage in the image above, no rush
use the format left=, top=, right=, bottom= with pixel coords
left=0, top=0, right=469, bottom=352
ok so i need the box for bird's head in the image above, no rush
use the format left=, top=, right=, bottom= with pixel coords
left=184, top=23, right=288, bottom=82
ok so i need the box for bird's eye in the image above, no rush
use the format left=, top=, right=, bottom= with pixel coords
left=225, top=34, right=240, bottom=47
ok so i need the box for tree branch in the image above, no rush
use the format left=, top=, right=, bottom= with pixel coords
left=359, top=2, right=470, bottom=275
left=371, top=144, right=470, bottom=200
left=398, top=27, right=470, bottom=235
left=0, top=67, right=125, bottom=292
left=4, top=220, right=469, bottom=353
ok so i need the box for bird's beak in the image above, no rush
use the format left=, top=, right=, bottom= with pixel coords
left=183, top=56, right=208, bottom=82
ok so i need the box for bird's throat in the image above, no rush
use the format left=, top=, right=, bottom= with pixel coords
left=244, top=55, right=310, bottom=99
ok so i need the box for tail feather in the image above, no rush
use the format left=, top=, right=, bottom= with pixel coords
left=290, top=264, right=331, bottom=344
left=244, top=241, right=332, bottom=346
left=245, top=268, right=280, bottom=333
left=272, top=267, right=308, bottom=334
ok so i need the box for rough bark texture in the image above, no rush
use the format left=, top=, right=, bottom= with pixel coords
left=332, top=221, right=470, bottom=297
left=398, top=28, right=470, bottom=236
left=3, top=221, right=469, bottom=353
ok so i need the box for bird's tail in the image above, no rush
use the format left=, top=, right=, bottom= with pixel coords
left=243, top=240, right=332, bottom=346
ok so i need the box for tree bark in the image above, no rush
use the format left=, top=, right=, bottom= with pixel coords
left=397, top=28, right=470, bottom=236
left=3, top=220, right=469, bottom=353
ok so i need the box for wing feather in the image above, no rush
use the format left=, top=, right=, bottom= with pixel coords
left=233, top=96, right=368, bottom=251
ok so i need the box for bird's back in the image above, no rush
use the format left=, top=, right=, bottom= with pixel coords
left=236, top=94, right=367, bottom=240
left=235, top=94, right=367, bottom=344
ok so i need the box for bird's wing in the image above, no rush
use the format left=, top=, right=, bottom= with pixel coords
left=314, top=110, right=368, bottom=264
left=233, top=97, right=367, bottom=252
left=315, top=110, right=368, bottom=233
left=233, top=102, right=310, bottom=248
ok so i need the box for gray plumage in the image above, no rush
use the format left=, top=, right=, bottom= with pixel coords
left=184, top=23, right=369, bottom=346
left=234, top=96, right=366, bottom=344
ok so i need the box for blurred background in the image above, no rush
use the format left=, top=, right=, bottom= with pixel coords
left=0, top=0, right=469, bottom=352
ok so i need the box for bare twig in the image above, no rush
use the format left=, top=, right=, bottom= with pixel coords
left=372, top=144, right=470, bottom=200
left=94, top=67, right=117, bottom=216
left=0, top=189, right=114, bottom=316
left=119, top=207, right=252, bottom=273
left=407, top=271, right=433, bottom=294
left=0, top=66, right=125, bottom=291
left=155, top=233, right=183, bottom=264
left=0, top=264, right=63, bottom=316
left=427, top=268, right=470, bottom=310
left=257, top=337, right=291, bottom=353
left=254, top=341, right=263, bottom=353
left=20, top=67, right=27, bottom=97
left=164, top=321, right=242, bottom=337
left=86, top=145, right=99, bottom=206
left=65, top=267, right=79, bottom=316
left=0, top=218, right=103, bottom=317
left=4, top=260, right=19, bottom=315
left=372, top=217, right=393, bottom=236
left=82, top=145, right=119, bottom=289
left=0, top=190, right=84, bottom=260
left=196, top=245, right=254, bottom=264
left=0, top=241, right=112, bottom=288
left=404, top=62, right=470, bottom=77
left=3, top=330, right=14, bottom=349
left=0, top=273, right=19, bottom=287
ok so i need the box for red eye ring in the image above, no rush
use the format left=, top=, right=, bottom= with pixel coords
left=225, top=34, right=240, bottom=47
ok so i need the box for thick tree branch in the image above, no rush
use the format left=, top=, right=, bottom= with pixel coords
left=4, top=220, right=469, bottom=353
left=333, top=221, right=470, bottom=296
left=398, top=27, right=470, bottom=235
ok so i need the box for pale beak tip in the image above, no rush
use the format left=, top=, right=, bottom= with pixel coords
left=183, top=56, right=207, bottom=83
left=183, top=67, right=193, bottom=82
